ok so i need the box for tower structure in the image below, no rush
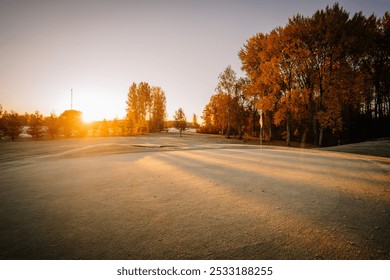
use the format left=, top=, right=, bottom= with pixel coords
left=71, top=88, right=73, bottom=110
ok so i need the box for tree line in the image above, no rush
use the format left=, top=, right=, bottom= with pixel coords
left=201, top=4, right=390, bottom=146
left=125, top=83, right=196, bottom=136
left=0, top=82, right=169, bottom=141
left=0, top=106, right=126, bottom=141
left=0, top=107, right=81, bottom=141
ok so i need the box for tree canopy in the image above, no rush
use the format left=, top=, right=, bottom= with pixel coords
left=202, top=4, right=389, bottom=146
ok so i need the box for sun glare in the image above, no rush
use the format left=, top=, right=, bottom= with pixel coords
left=80, top=105, right=125, bottom=123
left=76, top=92, right=125, bottom=123
left=82, top=111, right=104, bottom=123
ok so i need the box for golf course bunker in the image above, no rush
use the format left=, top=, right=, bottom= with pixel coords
left=0, top=134, right=389, bottom=259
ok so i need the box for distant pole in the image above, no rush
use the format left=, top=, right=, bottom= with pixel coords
left=71, top=88, right=73, bottom=110
left=260, top=126, right=262, bottom=148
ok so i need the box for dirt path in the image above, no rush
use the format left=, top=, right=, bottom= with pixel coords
left=0, top=134, right=389, bottom=259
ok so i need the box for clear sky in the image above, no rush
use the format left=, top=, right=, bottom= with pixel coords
left=0, top=0, right=388, bottom=122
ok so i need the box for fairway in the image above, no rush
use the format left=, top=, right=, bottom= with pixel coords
left=0, top=134, right=389, bottom=259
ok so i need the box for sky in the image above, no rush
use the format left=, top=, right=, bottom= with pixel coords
left=0, top=0, right=389, bottom=122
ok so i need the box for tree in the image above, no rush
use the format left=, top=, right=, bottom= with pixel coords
left=192, top=113, right=199, bottom=128
left=137, top=82, right=152, bottom=133
left=126, top=82, right=151, bottom=134
left=100, top=119, right=110, bottom=137
left=201, top=93, right=229, bottom=134
left=233, top=77, right=249, bottom=139
left=111, top=118, right=127, bottom=136
left=45, top=113, right=60, bottom=139
left=216, top=65, right=238, bottom=138
left=149, top=87, right=167, bottom=132
left=2, top=111, right=23, bottom=141
left=0, top=105, right=4, bottom=138
left=200, top=103, right=215, bottom=134
left=237, top=3, right=390, bottom=146
left=27, top=111, right=46, bottom=139
left=239, top=32, right=274, bottom=139
left=60, top=110, right=85, bottom=137
left=358, top=13, right=390, bottom=130
left=304, top=4, right=351, bottom=145
left=126, top=82, right=167, bottom=134
left=126, top=82, right=139, bottom=134
left=174, top=108, right=187, bottom=137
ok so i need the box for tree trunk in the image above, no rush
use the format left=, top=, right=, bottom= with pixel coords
left=301, top=127, right=309, bottom=148
left=267, top=111, right=273, bottom=141
left=313, top=117, right=318, bottom=146
left=319, top=127, right=324, bottom=147
left=286, top=112, right=291, bottom=146
left=252, top=109, right=257, bottom=137
left=238, top=126, right=243, bottom=140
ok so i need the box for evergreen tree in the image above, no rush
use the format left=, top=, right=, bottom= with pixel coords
left=28, top=111, right=46, bottom=139
left=2, top=111, right=23, bottom=141
left=45, top=113, right=60, bottom=139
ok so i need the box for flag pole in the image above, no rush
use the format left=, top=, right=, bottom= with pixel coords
left=259, top=110, right=263, bottom=149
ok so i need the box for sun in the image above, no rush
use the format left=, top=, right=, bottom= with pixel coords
left=81, top=110, right=105, bottom=123
left=75, top=91, right=126, bottom=123
left=80, top=104, right=125, bottom=123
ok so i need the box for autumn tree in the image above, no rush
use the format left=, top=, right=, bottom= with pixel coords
left=111, top=118, right=127, bottom=136
left=126, top=83, right=137, bottom=134
left=174, top=108, right=187, bottom=137
left=216, top=65, right=238, bottom=138
left=201, top=93, right=229, bottom=134
left=238, top=3, right=389, bottom=146
left=149, top=86, right=167, bottom=132
left=126, top=82, right=149, bottom=134
left=200, top=103, right=214, bottom=134
left=100, top=119, right=110, bottom=137
left=126, top=82, right=167, bottom=134
left=137, top=82, right=152, bottom=132
left=303, top=5, right=351, bottom=145
left=192, top=113, right=199, bottom=128
left=239, top=32, right=275, bottom=140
